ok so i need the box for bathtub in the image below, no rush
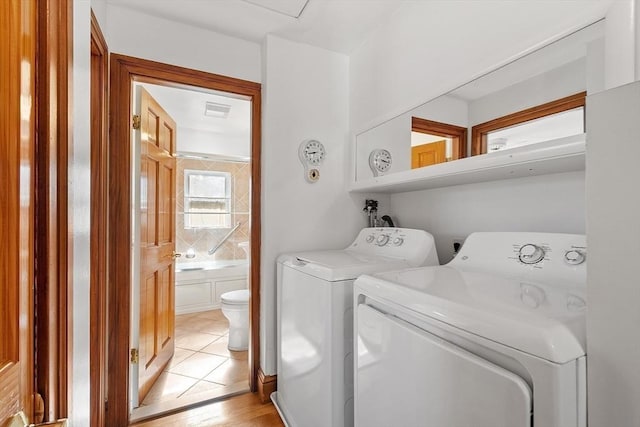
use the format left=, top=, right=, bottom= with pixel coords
left=175, top=260, right=248, bottom=315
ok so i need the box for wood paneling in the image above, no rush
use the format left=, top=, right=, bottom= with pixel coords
left=33, top=0, right=72, bottom=421
left=471, top=91, right=587, bottom=155
left=90, top=10, right=109, bottom=426
left=0, top=0, right=36, bottom=423
left=108, top=54, right=262, bottom=425
left=412, top=117, right=467, bottom=161
left=257, top=369, right=277, bottom=404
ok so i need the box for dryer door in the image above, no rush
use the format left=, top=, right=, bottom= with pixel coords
left=355, top=304, right=532, bottom=427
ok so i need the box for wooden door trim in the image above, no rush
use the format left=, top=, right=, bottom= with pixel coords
left=471, top=91, right=586, bottom=155
left=411, top=117, right=467, bottom=161
left=33, top=0, right=72, bottom=421
left=107, top=54, right=262, bottom=425
left=90, top=10, right=109, bottom=427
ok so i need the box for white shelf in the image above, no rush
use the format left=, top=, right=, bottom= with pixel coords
left=349, top=134, right=585, bottom=194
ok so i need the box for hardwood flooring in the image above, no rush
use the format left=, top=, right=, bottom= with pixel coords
left=132, top=392, right=284, bottom=427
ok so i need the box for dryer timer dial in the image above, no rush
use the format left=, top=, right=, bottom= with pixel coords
left=518, top=244, right=545, bottom=264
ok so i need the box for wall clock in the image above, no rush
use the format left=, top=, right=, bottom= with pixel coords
left=369, top=148, right=392, bottom=177
left=299, top=139, right=326, bottom=183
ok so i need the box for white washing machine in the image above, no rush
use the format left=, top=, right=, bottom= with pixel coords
left=354, top=232, right=587, bottom=427
left=272, top=227, right=440, bottom=427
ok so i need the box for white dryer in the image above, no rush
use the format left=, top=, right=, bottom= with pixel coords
left=354, top=232, right=587, bottom=427
left=273, top=227, right=439, bottom=427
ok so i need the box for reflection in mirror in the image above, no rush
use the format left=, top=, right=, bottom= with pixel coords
left=355, top=20, right=603, bottom=182
left=411, top=117, right=466, bottom=168
left=471, top=91, right=586, bottom=155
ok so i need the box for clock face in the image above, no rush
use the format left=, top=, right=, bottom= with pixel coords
left=369, top=149, right=392, bottom=176
left=300, top=140, right=326, bottom=166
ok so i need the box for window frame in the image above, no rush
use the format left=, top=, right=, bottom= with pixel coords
left=183, top=169, right=232, bottom=229
left=471, top=91, right=586, bottom=156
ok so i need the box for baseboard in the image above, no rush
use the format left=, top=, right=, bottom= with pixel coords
left=257, top=369, right=277, bottom=403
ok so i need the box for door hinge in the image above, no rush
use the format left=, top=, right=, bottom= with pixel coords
left=132, top=114, right=141, bottom=130
left=130, top=348, right=139, bottom=364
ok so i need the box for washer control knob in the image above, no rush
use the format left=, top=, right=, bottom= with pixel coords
left=564, top=249, right=586, bottom=265
left=366, top=235, right=375, bottom=244
left=392, top=237, right=404, bottom=246
left=518, top=244, right=545, bottom=264
left=376, top=234, right=390, bottom=246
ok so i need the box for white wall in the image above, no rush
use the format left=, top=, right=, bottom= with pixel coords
left=586, top=81, right=640, bottom=427
left=178, top=127, right=250, bottom=158
left=104, top=4, right=262, bottom=83
left=468, top=59, right=587, bottom=126
left=349, top=1, right=611, bottom=134
left=605, top=0, right=636, bottom=88
left=349, top=1, right=606, bottom=263
left=390, top=171, right=586, bottom=263
left=72, top=1, right=92, bottom=425
left=261, top=35, right=388, bottom=374
left=349, top=1, right=640, bottom=426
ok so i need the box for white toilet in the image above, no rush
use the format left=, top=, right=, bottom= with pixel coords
left=220, top=289, right=249, bottom=351
left=220, top=241, right=250, bottom=351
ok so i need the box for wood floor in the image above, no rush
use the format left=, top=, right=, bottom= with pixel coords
left=133, top=392, right=284, bottom=427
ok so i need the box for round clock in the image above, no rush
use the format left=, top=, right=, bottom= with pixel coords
left=369, top=149, right=392, bottom=176
left=299, top=139, right=326, bottom=166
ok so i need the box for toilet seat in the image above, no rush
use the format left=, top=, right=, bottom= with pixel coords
left=221, top=289, right=249, bottom=305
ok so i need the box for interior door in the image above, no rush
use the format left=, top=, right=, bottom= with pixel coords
left=0, top=0, right=36, bottom=424
left=137, top=87, right=177, bottom=402
left=411, top=140, right=446, bottom=168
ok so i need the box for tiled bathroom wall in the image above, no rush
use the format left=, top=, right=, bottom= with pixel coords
left=176, top=158, right=250, bottom=262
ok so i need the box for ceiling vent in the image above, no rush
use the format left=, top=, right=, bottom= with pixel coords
left=204, top=101, right=231, bottom=118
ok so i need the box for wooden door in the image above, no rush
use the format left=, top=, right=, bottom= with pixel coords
left=411, top=140, right=446, bottom=168
left=137, top=88, right=177, bottom=402
left=0, top=0, right=36, bottom=424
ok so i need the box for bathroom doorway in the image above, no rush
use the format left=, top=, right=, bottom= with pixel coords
left=106, top=55, right=262, bottom=425
left=129, top=82, right=254, bottom=419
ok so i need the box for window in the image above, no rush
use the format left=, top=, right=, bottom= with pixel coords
left=471, top=92, right=586, bottom=155
left=184, top=170, right=231, bottom=228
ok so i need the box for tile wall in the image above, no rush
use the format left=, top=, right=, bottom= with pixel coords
left=176, top=158, right=250, bottom=262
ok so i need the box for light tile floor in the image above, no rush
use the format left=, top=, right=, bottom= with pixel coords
left=140, top=309, right=248, bottom=407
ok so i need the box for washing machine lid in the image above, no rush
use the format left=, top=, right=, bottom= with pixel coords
left=355, top=266, right=586, bottom=364
left=278, top=250, right=411, bottom=282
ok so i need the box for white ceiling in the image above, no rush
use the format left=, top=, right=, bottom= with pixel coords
left=138, top=82, right=251, bottom=147
left=105, top=0, right=403, bottom=54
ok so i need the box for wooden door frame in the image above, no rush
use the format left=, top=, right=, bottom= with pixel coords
left=90, top=10, right=109, bottom=426
left=33, top=0, right=72, bottom=422
left=107, top=54, right=262, bottom=425
left=1, top=0, right=72, bottom=423
left=411, top=117, right=468, bottom=161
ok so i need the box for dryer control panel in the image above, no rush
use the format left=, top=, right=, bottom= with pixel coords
left=449, top=232, right=586, bottom=288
